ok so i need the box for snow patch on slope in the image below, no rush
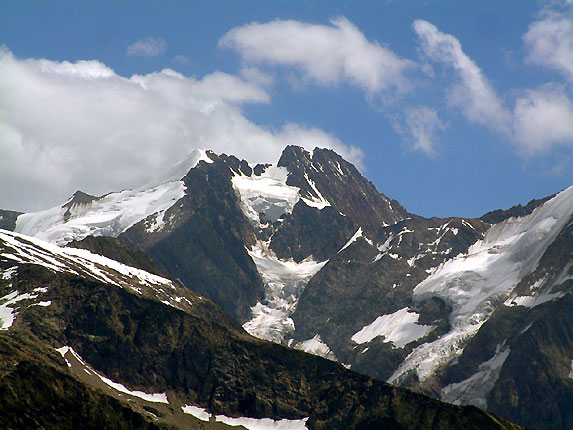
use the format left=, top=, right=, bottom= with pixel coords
left=56, top=346, right=168, bottom=403
left=294, top=334, right=337, bottom=361
left=441, top=342, right=510, bottom=408
left=181, top=404, right=309, bottom=429
left=300, top=173, right=331, bottom=210
left=0, top=290, right=38, bottom=330
left=243, top=241, right=326, bottom=343
left=504, top=263, right=572, bottom=308
left=389, top=186, right=573, bottom=384
left=1, top=267, right=17, bottom=280
left=351, top=308, right=434, bottom=348
left=504, top=289, right=564, bottom=308
left=338, top=227, right=367, bottom=253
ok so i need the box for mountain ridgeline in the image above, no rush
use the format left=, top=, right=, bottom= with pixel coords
left=3, top=145, right=572, bottom=429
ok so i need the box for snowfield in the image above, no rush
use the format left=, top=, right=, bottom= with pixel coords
left=15, top=181, right=185, bottom=245
left=14, top=149, right=214, bottom=245
left=351, top=307, right=434, bottom=348
left=182, top=404, right=309, bottom=429
left=232, top=166, right=300, bottom=223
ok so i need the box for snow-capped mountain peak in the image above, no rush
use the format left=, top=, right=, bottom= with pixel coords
left=13, top=149, right=216, bottom=246
left=140, top=149, right=213, bottom=190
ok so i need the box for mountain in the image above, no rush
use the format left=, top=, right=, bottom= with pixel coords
left=0, top=229, right=520, bottom=429
left=5, top=145, right=572, bottom=429
left=12, top=146, right=407, bottom=329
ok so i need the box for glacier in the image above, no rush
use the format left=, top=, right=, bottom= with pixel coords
left=389, top=186, right=573, bottom=384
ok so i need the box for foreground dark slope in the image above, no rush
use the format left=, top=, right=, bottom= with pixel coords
left=0, top=230, right=521, bottom=429
left=0, top=334, right=168, bottom=430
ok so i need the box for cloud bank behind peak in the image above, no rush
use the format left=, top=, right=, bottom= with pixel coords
left=0, top=48, right=362, bottom=212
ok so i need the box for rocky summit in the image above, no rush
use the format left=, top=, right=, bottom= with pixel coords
left=3, top=145, right=571, bottom=429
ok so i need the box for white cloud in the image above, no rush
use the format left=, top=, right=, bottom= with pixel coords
left=413, top=20, right=511, bottom=134
left=413, top=19, right=573, bottom=156
left=173, top=55, right=190, bottom=64
left=513, top=84, right=573, bottom=153
left=127, top=36, right=167, bottom=57
left=523, top=10, right=573, bottom=82
left=219, top=17, right=413, bottom=94
left=402, top=106, right=445, bottom=155
left=240, top=66, right=274, bottom=88
left=0, top=48, right=361, bottom=212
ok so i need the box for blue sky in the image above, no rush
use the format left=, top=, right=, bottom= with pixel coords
left=1, top=0, right=572, bottom=217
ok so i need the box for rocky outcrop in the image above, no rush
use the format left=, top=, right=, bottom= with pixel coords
left=120, top=153, right=264, bottom=322
left=480, top=194, right=555, bottom=224
left=270, top=146, right=407, bottom=262
left=62, top=190, right=103, bottom=222
left=0, top=209, right=21, bottom=231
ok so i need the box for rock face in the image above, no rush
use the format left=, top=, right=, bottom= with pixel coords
left=480, top=194, right=555, bottom=224
left=0, top=209, right=21, bottom=231
left=278, top=146, right=406, bottom=227
left=0, top=229, right=521, bottom=430
left=271, top=146, right=407, bottom=262
left=3, top=145, right=572, bottom=429
left=120, top=153, right=264, bottom=322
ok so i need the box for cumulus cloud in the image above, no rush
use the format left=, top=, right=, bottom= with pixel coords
left=0, top=48, right=361, bottom=211
left=402, top=106, right=445, bottom=155
left=127, top=36, right=167, bottom=57
left=219, top=17, right=413, bottom=94
left=413, top=19, right=511, bottom=134
left=413, top=19, right=573, bottom=155
left=523, top=10, right=573, bottom=81
left=240, top=66, right=274, bottom=88
left=513, top=84, right=573, bottom=153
